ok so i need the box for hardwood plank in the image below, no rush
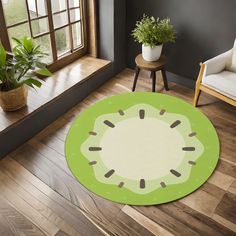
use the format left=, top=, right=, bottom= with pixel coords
left=134, top=201, right=236, bottom=236
left=229, top=180, right=236, bottom=195
left=212, top=214, right=236, bottom=233
left=0, top=196, right=46, bottom=236
left=133, top=205, right=200, bottom=236
left=0, top=168, right=83, bottom=236
left=200, top=182, right=226, bottom=199
left=0, top=157, right=104, bottom=236
left=110, top=208, right=155, bottom=236
left=207, top=170, right=235, bottom=191
left=0, top=174, right=59, bottom=235
left=158, top=201, right=236, bottom=236
left=179, top=189, right=221, bottom=217
left=55, top=230, right=70, bottom=236
left=122, top=205, right=174, bottom=236
left=28, top=139, right=73, bottom=177
left=217, top=159, right=236, bottom=179
left=38, top=135, right=65, bottom=157
left=215, top=193, right=236, bottom=225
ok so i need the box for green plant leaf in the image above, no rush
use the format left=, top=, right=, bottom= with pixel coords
left=36, top=68, right=52, bottom=77
left=22, top=78, right=42, bottom=88
left=12, top=37, right=22, bottom=46
left=35, top=61, right=47, bottom=69
left=131, top=14, right=176, bottom=47
left=1, top=36, right=51, bottom=92
left=0, top=44, right=6, bottom=66
left=23, top=37, right=34, bottom=53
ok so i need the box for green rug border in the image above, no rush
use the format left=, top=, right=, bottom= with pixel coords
left=65, top=92, right=220, bottom=205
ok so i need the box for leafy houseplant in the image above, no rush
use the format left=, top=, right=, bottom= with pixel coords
left=0, top=37, right=52, bottom=111
left=132, top=15, right=176, bottom=61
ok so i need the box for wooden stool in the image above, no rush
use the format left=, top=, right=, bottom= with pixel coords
left=132, top=54, right=169, bottom=92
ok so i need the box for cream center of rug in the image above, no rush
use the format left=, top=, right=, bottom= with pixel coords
left=100, top=117, right=185, bottom=180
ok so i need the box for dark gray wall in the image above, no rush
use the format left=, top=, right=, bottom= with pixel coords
left=126, top=0, right=236, bottom=81
left=98, top=0, right=126, bottom=74
left=98, top=0, right=114, bottom=60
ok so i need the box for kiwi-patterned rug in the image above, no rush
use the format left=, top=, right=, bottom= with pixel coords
left=65, top=92, right=219, bottom=205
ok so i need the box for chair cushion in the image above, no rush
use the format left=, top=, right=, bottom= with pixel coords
left=226, top=39, right=236, bottom=72
left=202, top=71, right=236, bottom=100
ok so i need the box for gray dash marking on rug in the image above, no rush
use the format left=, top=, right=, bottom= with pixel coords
left=188, top=161, right=196, bottom=165
left=89, top=161, right=97, bottom=166
left=170, top=169, right=181, bottom=177
left=140, top=179, right=146, bottom=189
left=160, top=109, right=166, bottom=115
left=118, top=110, right=125, bottom=116
left=170, top=120, right=181, bottom=128
left=160, top=182, right=167, bottom=188
left=139, top=109, right=145, bottom=119
left=104, top=120, right=115, bottom=128
left=104, top=169, right=115, bottom=178
left=89, top=131, right=97, bottom=136
left=89, top=147, right=102, bottom=151
left=182, top=147, right=196, bottom=151
left=189, top=132, right=197, bottom=137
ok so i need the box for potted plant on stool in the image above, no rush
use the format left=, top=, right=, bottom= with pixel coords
left=132, top=14, right=176, bottom=62
left=0, top=37, right=52, bottom=111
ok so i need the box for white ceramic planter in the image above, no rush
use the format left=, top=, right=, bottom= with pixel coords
left=142, top=44, right=163, bottom=62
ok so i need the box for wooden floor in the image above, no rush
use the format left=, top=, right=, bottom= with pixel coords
left=0, top=69, right=236, bottom=236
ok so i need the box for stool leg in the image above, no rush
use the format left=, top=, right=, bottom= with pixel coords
left=132, top=67, right=140, bottom=92
left=150, top=72, right=152, bottom=78
left=161, top=69, right=169, bottom=91
left=151, top=71, right=156, bottom=92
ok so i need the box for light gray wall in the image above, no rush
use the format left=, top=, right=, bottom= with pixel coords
left=126, top=0, right=236, bottom=81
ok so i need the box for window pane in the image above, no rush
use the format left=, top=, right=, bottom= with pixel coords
left=69, top=0, right=80, bottom=8
left=3, top=0, right=28, bottom=26
left=72, top=22, right=82, bottom=49
left=31, top=18, right=49, bottom=36
left=70, top=8, right=80, bottom=22
left=34, top=35, right=53, bottom=63
left=8, top=23, right=30, bottom=47
left=51, top=0, right=66, bottom=13
left=53, top=12, right=68, bottom=29
left=55, top=27, right=70, bottom=56
left=28, top=0, right=47, bottom=19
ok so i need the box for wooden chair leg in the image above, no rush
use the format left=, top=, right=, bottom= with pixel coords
left=161, top=69, right=169, bottom=91
left=132, top=67, right=140, bottom=92
left=193, top=85, right=201, bottom=107
left=151, top=71, right=156, bottom=92
left=193, top=63, right=205, bottom=107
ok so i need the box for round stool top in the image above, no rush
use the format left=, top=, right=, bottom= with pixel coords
left=135, top=54, right=167, bottom=71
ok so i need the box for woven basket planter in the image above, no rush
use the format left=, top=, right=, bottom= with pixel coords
left=0, top=85, right=28, bottom=111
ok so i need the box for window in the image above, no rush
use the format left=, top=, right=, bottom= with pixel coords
left=0, top=0, right=87, bottom=67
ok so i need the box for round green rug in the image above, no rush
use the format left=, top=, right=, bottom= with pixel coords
left=65, top=92, right=220, bottom=205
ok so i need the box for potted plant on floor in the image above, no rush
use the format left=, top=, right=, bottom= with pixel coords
left=132, top=14, right=176, bottom=62
left=0, top=37, right=52, bottom=111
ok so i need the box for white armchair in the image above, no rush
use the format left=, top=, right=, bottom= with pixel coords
left=194, top=41, right=236, bottom=107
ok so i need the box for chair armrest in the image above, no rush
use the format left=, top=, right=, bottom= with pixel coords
left=204, top=50, right=232, bottom=76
